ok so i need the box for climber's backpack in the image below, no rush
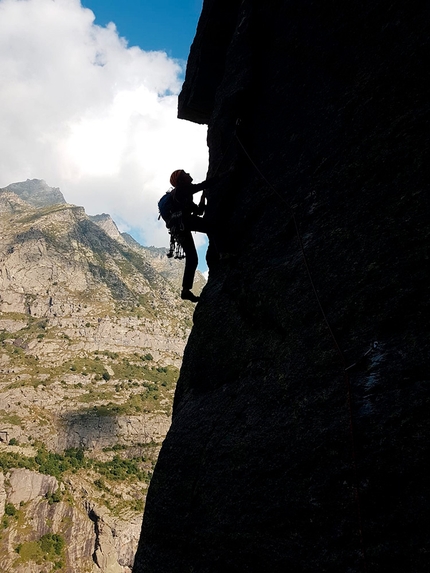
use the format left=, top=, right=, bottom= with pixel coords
left=158, top=190, right=180, bottom=228
left=158, top=190, right=185, bottom=259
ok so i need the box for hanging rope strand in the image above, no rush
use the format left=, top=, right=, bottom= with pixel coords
left=236, top=133, right=344, bottom=353
left=234, top=129, right=368, bottom=572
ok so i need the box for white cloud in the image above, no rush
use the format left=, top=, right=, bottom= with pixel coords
left=0, top=0, right=208, bottom=248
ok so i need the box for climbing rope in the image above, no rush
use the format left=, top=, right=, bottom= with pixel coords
left=234, top=126, right=369, bottom=572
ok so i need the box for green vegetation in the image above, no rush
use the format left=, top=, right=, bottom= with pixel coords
left=0, top=446, right=88, bottom=478
left=0, top=330, right=13, bottom=342
left=86, top=377, right=174, bottom=416
left=0, top=444, right=154, bottom=485
left=4, top=503, right=17, bottom=517
left=111, top=359, right=148, bottom=380
left=0, top=451, right=37, bottom=472
left=93, top=477, right=107, bottom=490
left=63, top=355, right=178, bottom=408
left=1, top=306, right=180, bottom=391
left=34, top=446, right=87, bottom=478
left=63, top=357, right=108, bottom=378
left=102, top=443, right=128, bottom=452
left=94, top=454, right=149, bottom=482
left=0, top=410, right=22, bottom=425
left=15, top=533, right=65, bottom=569
left=144, top=364, right=178, bottom=385
left=46, top=489, right=62, bottom=505
left=101, top=350, right=118, bottom=359
left=2, top=342, right=178, bottom=391
left=2, top=503, right=18, bottom=530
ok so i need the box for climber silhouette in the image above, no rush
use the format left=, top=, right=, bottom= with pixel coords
left=158, top=167, right=234, bottom=302
left=163, top=169, right=216, bottom=303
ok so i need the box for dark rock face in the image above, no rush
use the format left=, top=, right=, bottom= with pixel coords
left=134, top=1, right=429, bottom=572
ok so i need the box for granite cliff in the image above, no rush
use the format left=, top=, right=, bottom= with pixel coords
left=134, top=1, right=429, bottom=572
left=0, top=180, right=202, bottom=572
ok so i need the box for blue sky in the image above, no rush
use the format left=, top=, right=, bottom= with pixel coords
left=82, top=0, right=203, bottom=60
left=0, top=0, right=209, bottom=272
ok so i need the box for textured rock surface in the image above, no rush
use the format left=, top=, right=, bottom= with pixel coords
left=0, top=472, right=5, bottom=516
left=57, top=412, right=171, bottom=451
left=1, top=470, right=98, bottom=573
left=8, top=468, right=58, bottom=505
left=134, top=1, right=429, bottom=572
left=89, top=503, right=141, bottom=573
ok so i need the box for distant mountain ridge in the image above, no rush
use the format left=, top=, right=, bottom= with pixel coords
left=0, top=179, right=205, bottom=292
left=2, top=179, right=66, bottom=208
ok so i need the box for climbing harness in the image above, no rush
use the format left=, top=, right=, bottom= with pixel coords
left=167, top=232, right=185, bottom=259
left=234, top=122, right=369, bottom=572
left=167, top=222, right=186, bottom=260
left=167, top=214, right=186, bottom=260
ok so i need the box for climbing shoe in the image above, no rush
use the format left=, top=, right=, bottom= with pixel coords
left=181, top=289, right=200, bottom=303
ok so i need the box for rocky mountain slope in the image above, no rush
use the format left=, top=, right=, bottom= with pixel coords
left=134, top=1, right=429, bottom=572
left=0, top=179, right=202, bottom=572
